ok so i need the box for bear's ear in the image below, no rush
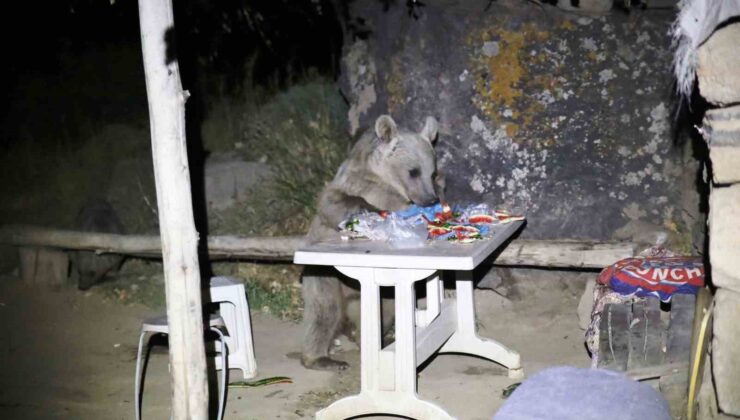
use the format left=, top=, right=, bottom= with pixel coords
left=375, top=115, right=398, bottom=143
left=420, top=116, right=439, bottom=145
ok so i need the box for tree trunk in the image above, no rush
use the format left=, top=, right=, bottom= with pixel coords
left=138, top=1, right=208, bottom=419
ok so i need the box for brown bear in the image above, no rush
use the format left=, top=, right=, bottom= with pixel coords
left=301, top=114, right=444, bottom=370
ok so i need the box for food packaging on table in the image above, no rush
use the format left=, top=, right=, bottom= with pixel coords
left=339, top=202, right=524, bottom=247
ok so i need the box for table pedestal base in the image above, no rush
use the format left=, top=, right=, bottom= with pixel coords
left=316, top=392, right=454, bottom=420
left=439, top=272, right=523, bottom=380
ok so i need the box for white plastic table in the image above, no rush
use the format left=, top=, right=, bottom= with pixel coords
left=294, top=220, right=525, bottom=420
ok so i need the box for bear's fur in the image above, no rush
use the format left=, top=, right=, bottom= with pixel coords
left=301, top=114, right=444, bottom=370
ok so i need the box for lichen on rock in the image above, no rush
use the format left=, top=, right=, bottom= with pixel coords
left=342, top=40, right=378, bottom=136
left=339, top=0, right=699, bottom=243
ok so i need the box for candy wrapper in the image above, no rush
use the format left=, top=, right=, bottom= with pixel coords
left=339, top=202, right=524, bottom=246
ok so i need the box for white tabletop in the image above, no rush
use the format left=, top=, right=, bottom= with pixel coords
left=294, top=220, right=523, bottom=271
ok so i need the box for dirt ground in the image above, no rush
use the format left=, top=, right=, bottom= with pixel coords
left=0, top=268, right=592, bottom=420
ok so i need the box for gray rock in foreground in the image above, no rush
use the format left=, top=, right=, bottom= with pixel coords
left=204, top=154, right=272, bottom=211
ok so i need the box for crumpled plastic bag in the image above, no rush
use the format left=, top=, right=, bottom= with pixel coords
left=340, top=211, right=428, bottom=248
left=380, top=213, right=428, bottom=249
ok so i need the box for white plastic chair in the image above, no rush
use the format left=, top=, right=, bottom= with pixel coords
left=134, top=314, right=228, bottom=420
left=208, top=276, right=257, bottom=379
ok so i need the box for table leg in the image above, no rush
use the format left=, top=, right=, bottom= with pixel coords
left=440, top=270, right=523, bottom=379
left=318, top=267, right=455, bottom=420
left=360, top=273, right=381, bottom=392
left=417, top=275, right=443, bottom=327
left=315, top=392, right=455, bottom=420
left=395, top=280, right=417, bottom=393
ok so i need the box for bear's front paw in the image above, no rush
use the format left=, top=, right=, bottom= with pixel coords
left=302, top=356, right=349, bottom=371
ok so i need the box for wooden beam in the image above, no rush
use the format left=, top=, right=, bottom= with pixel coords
left=0, top=225, right=302, bottom=260
left=0, top=225, right=637, bottom=269
left=494, top=238, right=638, bottom=269
left=138, top=0, right=208, bottom=418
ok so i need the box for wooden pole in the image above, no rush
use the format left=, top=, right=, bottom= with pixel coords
left=138, top=1, right=208, bottom=418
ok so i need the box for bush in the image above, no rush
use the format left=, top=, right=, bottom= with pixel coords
left=240, top=82, right=349, bottom=210
left=204, top=80, right=350, bottom=236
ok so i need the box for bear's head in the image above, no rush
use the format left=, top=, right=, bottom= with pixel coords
left=371, top=114, right=440, bottom=207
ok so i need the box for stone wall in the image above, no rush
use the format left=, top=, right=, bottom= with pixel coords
left=696, top=21, right=740, bottom=420
left=339, top=0, right=701, bottom=247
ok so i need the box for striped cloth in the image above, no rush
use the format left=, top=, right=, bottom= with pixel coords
left=597, top=256, right=704, bottom=303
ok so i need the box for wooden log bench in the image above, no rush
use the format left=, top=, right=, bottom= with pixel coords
left=0, top=224, right=639, bottom=286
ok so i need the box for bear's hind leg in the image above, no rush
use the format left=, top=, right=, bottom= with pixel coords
left=301, top=268, right=348, bottom=371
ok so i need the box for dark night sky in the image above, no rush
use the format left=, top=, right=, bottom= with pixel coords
left=1, top=1, right=343, bottom=80
left=1, top=2, right=139, bottom=78
left=0, top=0, right=346, bottom=147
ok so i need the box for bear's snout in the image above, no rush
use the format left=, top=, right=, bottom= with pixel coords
left=415, top=193, right=439, bottom=207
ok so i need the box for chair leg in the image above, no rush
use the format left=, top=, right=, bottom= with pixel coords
left=134, top=331, right=148, bottom=420
left=238, top=295, right=257, bottom=379
left=211, top=327, right=228, bottom=420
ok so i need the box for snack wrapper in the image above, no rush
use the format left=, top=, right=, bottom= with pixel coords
left=339, top=202, right=525, bottom=246
left=597, top=256, right=705, bottom=303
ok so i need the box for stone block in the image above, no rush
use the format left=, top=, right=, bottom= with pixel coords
left=18, top=247, right=69, bottom=286
left=698, top=23, right=740, bottom=106
left=0, top=244, right=18, bottom=275
left=712, top=289, right=740, bottom=416
left=704, top=105, right=740, bottom=184
left=710, top=145, right=740, bottom=185
left=709, top=184, right=740, bottom=292
left=696, top=353, right=718, bottom=420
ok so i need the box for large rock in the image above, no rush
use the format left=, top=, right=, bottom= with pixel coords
left=697, top=23, right=740, bottom=107
left=709, top=184, right=740, bottom=292
left=204, top=154, right=272, bottom=211
left=106, top=158, right=158, bottom=233
left=713, top=288, right=740, bottom=416
left=340, top=0, right=694, bottom=241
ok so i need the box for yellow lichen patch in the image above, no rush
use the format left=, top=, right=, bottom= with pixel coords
left=664, top=220, right=679, bottom=234
left=663, top=219, right=693, bottom=254
left=520, top=103, right=542, bottom=129
left=530, top=28, right=550, bottom=43
left=538, top=137, right=558, bottom=148
left=475, top=29, right=526, bottom=113
left=532, top=74, right=557, bottom=91
left=560, top=19, right=576, bottom=31
left=469, top=23, right=556, bottom=144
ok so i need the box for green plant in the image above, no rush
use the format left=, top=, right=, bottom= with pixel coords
left=245, top=280, right=302, bottom=321
left=202, top=80, right=350, bottom=237
left=240, top=81, right=349, bottom=215
left=211, top=261, right=303, bottom=320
